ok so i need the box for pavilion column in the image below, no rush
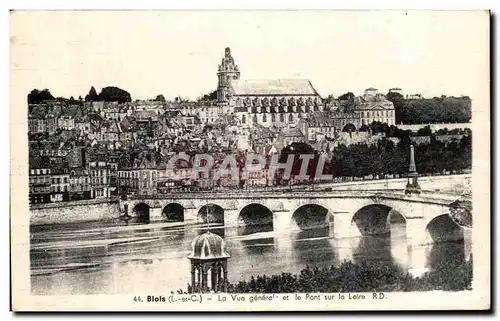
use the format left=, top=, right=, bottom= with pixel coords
left=223, top=262, right=228, bottom=292
left=211, top=264, right=217, bottom=291
left=190, top=265, right=196, bottom=293
left=217, top=265, right=223, bottom=292
left=201, top=265, right=208, bottom=292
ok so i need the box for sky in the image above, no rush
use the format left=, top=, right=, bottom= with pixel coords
left=10, top=10, right=489, bottom=101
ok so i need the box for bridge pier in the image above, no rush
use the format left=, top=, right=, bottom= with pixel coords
left=332, top=212, right=352, bottom=239
left=184, top=208, right=199, bottom=225
left=273, top=210, right=292, bottom=233
left=405, top=217, right=426, bottom=247
left=150, top=207, right=162, bottom=220
left=223, top=209, right=239, bottom=227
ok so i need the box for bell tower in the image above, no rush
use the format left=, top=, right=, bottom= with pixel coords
left=217, top=47, right=240, bottom=104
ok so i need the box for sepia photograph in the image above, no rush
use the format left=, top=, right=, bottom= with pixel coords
left=10, top=10, right=490, bottom=311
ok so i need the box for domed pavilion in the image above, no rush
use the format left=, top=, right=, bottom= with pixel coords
left=188, top=231, right=230, bottom=293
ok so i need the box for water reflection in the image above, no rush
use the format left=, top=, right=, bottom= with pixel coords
left=30, top=214, right=470, bottom=295
left=293, top=228, right=336, bottom=266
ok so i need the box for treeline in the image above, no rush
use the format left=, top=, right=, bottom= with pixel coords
left=331, top=135, right=471, bottom=177
left=27, top=86, right=133, bottom=105
left=386, top=92, right=471, bottom=124
left=358, top=122, right=471, bottom=138
left=84, top=86, right=132, bottom=103
left=179, top=258, right=472, bottom=294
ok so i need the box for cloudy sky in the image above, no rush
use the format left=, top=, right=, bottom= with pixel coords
left=10, top=10, right=489, bottom=101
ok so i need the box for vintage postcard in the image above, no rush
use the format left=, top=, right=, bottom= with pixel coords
left=10, top=10, right=490, bottom=311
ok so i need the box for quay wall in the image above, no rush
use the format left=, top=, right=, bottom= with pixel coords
left=328, top=174, right=470, bottom=194
left=396, top=123, right=471, bottom=132
left=30, top=199, right=120, bottom=226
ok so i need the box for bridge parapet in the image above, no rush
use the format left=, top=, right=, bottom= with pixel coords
left=127, top=190, right=455, bottom=207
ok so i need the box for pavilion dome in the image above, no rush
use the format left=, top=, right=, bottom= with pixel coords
left=188, top=231, right=230, bottom=260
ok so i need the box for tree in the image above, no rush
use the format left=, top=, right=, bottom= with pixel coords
left=155, top=94, right=166, bottom=102
left=359, top=124, right=370, bottom=132
left=27, top=88, right=55, bottom=104
left=85, top=86, right=99, bottom=102
left=338, top=92, right=355, bottom=101
left=201, top=90, right=217, bottom=101
left=98, top=86, right=132, bottom=103
left=416, top=125, right=432, bottom=137
left=342, top=123, right=356, bottom=133
left=386, top=92, right=405, bottom=124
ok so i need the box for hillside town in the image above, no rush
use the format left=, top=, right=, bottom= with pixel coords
left=28, top=47, right=471, bottom=204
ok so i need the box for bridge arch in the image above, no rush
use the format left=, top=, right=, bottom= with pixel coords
left=162, top=203, right=184, bottom=222
left=132, top=202, right=151, bottom=219
left=425, top=213, right=464, bottom=243
left=238, top=203, right=274, bottom=228
left=198, top=204, right=225, bottom=224
left=291, top=204, right=334, bottom=230
left=350, top=204, right=405, bottom=236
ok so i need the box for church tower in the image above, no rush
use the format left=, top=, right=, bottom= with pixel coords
left=217, top=47, right=240, bottom=104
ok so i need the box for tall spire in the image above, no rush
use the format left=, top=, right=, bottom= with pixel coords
left=405, top=144, right=421, bottom=195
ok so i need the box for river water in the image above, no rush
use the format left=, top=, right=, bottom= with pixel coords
left=30, top=217, right=471, bottom=295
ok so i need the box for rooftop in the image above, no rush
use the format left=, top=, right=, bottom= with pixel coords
left=188, top=231, right=230, bottom=260
left=230, top=79, right=319, bottom=96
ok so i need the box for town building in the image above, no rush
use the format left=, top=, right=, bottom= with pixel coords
left=355, top=88, right=396, bottom=126
left=118, top=157, right=158, bottom=196
left=89, top=160, right=110, bottom=198
left=29, top=161, right=52, bottom=204
left=69, top=168, right=92, bottom=201
left=50, top=169, right=70, bottom=202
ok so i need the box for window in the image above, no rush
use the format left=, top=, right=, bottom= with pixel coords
left=271, top=113, right=276, bottom=122
left=262, top=114, right=267, bottom=122
left=289, top=113, right=294, bottom=122
left=242, top=115, right=246, bottom=124
left=280, top=113, right=284, bottom=122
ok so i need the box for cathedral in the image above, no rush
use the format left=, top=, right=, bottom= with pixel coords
left=213, top=47, right=396, bottom=133
left=216, top=47, right=325, bottom=129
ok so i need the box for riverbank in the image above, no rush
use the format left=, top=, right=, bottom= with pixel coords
left=186, top=258, right=473, bottom=294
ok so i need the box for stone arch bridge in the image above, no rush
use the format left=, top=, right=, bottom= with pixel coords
left=121, top=190, right=468, bottom=247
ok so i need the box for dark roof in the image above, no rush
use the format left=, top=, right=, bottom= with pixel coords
left=231, top=79, right=320, bottom=96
